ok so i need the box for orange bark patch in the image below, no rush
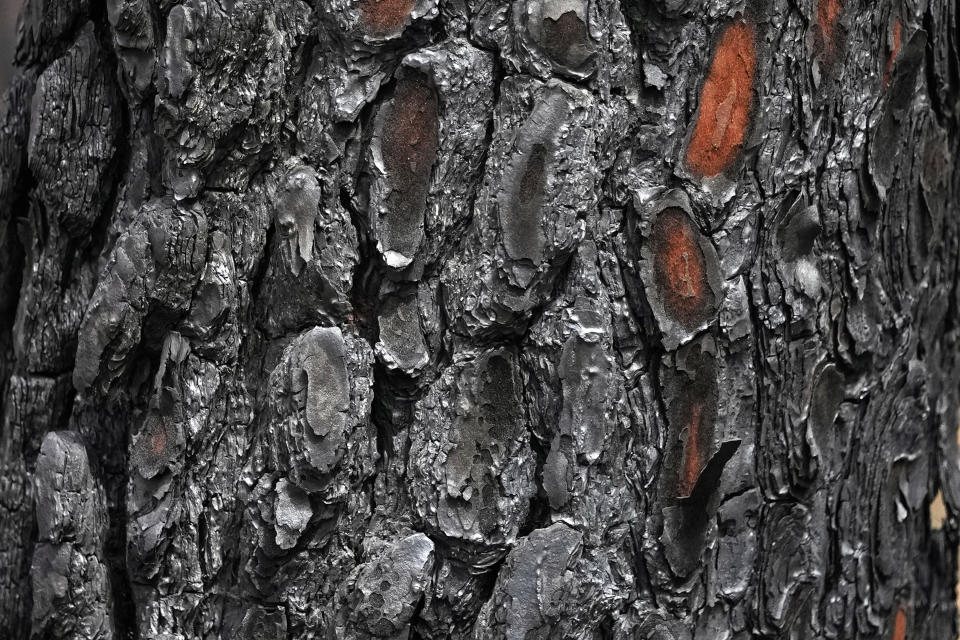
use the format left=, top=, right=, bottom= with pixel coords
left=891, top=607, right=907, bottom=640
left=685, top=20, right=756, bottom=177
left=883, top=19, right=902, bottom=89
left=359, top=0, right=415, bottom=37
left=679, top=403, right=704, bottom=496
left=816, top=0, right=842, bottom=52
left=650, top=208, right=712, bottom=328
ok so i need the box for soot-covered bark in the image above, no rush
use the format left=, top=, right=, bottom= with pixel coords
left=1, top=0, right=959, bottom=638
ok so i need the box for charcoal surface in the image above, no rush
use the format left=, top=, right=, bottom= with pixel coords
left=0, top=0, right=958, bottom=638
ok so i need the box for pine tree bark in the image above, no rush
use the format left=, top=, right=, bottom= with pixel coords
left=1, top=0, right=959, bottom=638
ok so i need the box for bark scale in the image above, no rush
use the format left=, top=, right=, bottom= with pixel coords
left=0, top=0, right=958, bottom=639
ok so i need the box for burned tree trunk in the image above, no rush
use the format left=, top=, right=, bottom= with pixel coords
left=1, top=0, right=959, bottom=638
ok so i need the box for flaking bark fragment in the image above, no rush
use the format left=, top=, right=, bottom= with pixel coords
left=442, top=76, right=615, bottom=337
left=473, top=522, right=582, bottom=639
left=26, top=24, right=120, bottom=239
left=409, top=349, right=535, bottom=548
left=74, top=198, right=207, bottom=392
left=157, top=0, right=310, bottom=198
left=14, top=0, right=90, bottom=66
left=684, top=19, right=756, bottom=179
left=376, top=284, right=431, bottom=374
left=369, top=70, right=440, bottom=269
left=336, top=532, right=435, bottom=639
left=31, top=431, right=113, bottom=640
left=365, top=38, right=495, bottom=277
left=106, top=0, right=156, bottom=96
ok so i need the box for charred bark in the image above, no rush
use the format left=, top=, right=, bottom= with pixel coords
left=0, top=0, right=959, bottom=638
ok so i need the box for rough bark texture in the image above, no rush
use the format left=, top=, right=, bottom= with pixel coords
left=0, top=0, right=959, bottom=638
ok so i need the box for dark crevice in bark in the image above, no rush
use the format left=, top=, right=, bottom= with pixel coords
left=922, top=7, right=948, bottom=124
left=0, top=180, right=31, bottom=417
left=518, top=412, right=552, bottom=538
left=249, top=220, right=277, bottom=312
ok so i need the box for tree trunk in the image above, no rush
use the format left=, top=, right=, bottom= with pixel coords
left=1, top=0, right=958, bottom=638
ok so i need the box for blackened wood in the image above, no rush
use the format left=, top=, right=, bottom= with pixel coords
left=0, top=0, right=958, bottom=638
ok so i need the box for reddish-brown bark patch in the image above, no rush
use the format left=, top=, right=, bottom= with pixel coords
left=359, top=0, right=415, bottom=37
left=380, top=71, right=439, bottom=258
left=816, top=0, right=842, bottom=54
left=541, top=10, right=591, bottom=68
left=650, top=208, right=712, bottom=328
left=883, top=19, right=902, bottom=89
left=666, top=352, right=717, bottom=500
left=685, top=20, right=756, bottom=177
left=891, top=607, right=907, bottom=640
left=679, top=403, right=704, bottom=496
